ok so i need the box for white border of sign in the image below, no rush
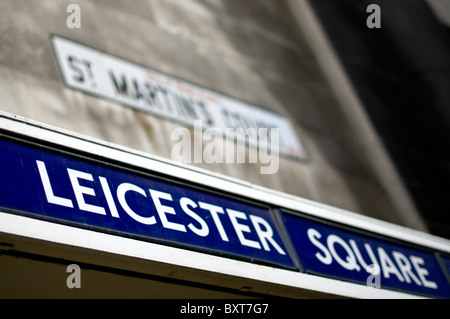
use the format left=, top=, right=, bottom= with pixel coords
left=0, top=211, right=420, bottom=299
left=0, top=111, right=449, bottom=298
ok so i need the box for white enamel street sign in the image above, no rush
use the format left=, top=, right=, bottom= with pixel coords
left=51, top=35, right=307, bottom=161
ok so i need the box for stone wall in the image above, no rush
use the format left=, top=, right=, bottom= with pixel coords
left=0, top=0, right=403, bottom=225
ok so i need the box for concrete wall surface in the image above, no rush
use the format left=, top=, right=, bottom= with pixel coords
left=0, top=0, right=408, bottom=227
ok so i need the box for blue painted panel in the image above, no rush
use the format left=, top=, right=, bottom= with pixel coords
left=0, top=138, right=294, bottom=269
left=282, top=213, right=450, bottom=298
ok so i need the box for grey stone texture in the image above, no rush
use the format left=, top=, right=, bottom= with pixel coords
left=0, top=0, right=405, bottom=226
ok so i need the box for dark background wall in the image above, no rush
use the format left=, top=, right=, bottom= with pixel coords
left=308, top=0, right=450, bottom=239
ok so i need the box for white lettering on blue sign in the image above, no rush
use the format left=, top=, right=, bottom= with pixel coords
left=1, top=138, right=449, bottom=296
left=0, top=139, right=294, bottom=268
left=36, top=159, right=286, bottom=256
left=282, top=212, right=450, bottom=298
left=307, top=227, right=436, bottom=288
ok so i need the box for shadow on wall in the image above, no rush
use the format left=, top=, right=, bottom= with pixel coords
left=200, top=0, right=404, bottom=224
left=307, top=0, right=450, bottom=238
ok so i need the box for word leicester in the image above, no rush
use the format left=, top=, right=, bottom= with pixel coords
left=35, top=160, right=287, bottom=256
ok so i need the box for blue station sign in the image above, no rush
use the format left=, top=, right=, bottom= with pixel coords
left=1, top=128, right=450, bottom=298
left=282, top=212, right=450, bottom=298
left=0, top=138, right=294, bottom=269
